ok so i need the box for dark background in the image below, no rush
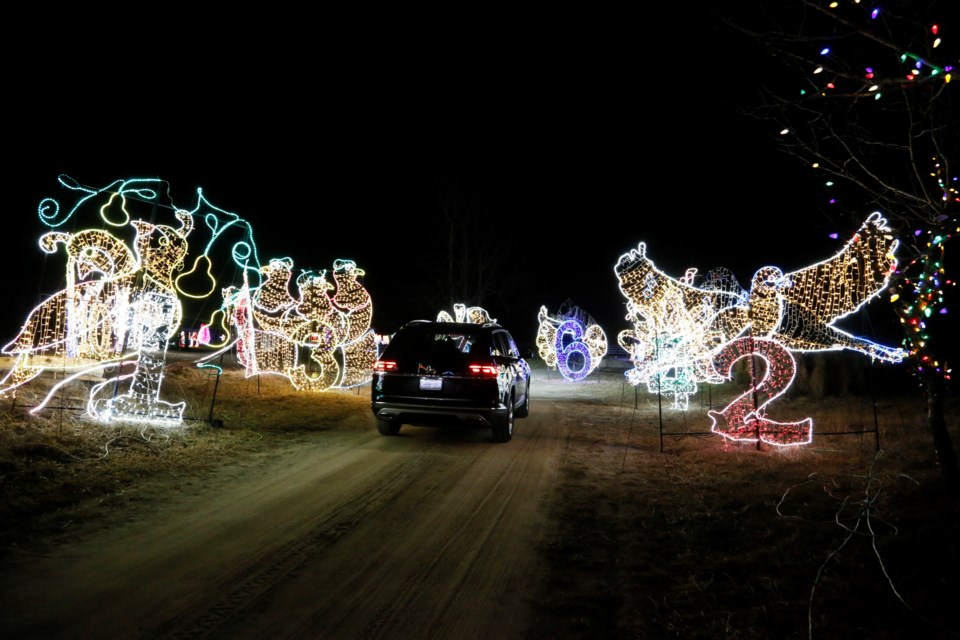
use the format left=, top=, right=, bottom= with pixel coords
left=5, top=9, right=899, bottom=355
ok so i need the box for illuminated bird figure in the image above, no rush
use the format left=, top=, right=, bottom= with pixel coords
left=0, top=228, right=138, bottom=394
left=614, top=243, right=752, bottom=407
left=329, top=259, right=377, bottom=387
left=1, top=210, right=195, bottom=425
left=746, top=212, right=906, bottom=362
left=218, top=258, right=376, bottom=391
left=251, top=257, right=298, bottom=334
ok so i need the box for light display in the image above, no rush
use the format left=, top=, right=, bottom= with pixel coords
left=535, top=301, right=607, bottom=381
left=615, top=245, right=752, bottom=410
left=3, top=174, right=380, bottom=427
left=889, top=191, right=957, bottom=381
left=769, top=4, right=956, bottom=390
left=1, top=176, right=196, bottom=426
left=210, top=257, right=376, bottom=391
left=707, top=336, right=813, bottom=447
left=615, top=213, right=906, bottom=445
left=87, top=290, right=187, bottom=425
left=746, top=212, right=906, bottom=362
left=437, top=303, right=496, bottom=324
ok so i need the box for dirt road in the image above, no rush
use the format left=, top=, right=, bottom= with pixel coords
left=5, top=357, right=951, bottom=639
left=0, top=365, right=631, bottom=640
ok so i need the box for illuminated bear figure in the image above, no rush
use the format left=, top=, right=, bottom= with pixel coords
left=536, top=300, right=607, bottom=381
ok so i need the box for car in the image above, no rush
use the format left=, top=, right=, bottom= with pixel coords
left=371, top=320, right=532, bottom=442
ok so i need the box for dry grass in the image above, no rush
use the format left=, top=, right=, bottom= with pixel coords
left=0, top=356, right=371, bottom=551
left=1, top=354, right=959, bottom=639
left=530, top=383, right=960, bottom=639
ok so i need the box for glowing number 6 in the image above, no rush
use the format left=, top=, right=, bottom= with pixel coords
left=556, top=319, right=591, bottom=381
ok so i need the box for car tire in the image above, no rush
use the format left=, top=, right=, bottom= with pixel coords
left=515, top=383, right=530, bottom=418
left=377, top=418, right=401, bottom=436
left=491, top=395, right=514, bottom=443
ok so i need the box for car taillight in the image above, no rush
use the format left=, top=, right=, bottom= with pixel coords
left=467, top=364, right=498, bottom=378
left=373, top=360, right=398, bottom=372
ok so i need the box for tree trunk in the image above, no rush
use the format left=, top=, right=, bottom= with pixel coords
left=924, top=368, right=960, bottom=500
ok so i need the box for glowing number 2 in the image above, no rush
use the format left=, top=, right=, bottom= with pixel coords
left=707, top=336, right=813, bottom=447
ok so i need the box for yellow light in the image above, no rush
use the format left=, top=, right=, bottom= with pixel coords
left=614, top=212, right=906, bottom=442
left=219, top=258, right=376, bottom=392
left=1, top=192, right=196, bottom=426
left=536, top=303, right=608, bottom=381
left=438, top=303, right=496, bottom=324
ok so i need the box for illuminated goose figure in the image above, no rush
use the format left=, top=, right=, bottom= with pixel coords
left=329, top=259, right=377, bottom=388
left=745, top=212, right=906, bottom=362
left=284, top=269, right=343, bottom=391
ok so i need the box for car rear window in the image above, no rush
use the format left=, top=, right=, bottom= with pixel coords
left=386, top=326, right=491, bottom=359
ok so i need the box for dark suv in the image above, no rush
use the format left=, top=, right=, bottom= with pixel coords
left=371, top=320, right=532, bottom=442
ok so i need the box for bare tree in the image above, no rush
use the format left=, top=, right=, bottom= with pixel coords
left=427, top=176, right=523, bottom=319
left=713, top=0, right=958, bottom=495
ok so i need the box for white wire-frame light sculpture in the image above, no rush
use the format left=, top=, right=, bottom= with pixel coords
left=209, top=257, right=377, bottom=391
left=535, top=300, right=608, bottom=381
left=0, top=176, right=195, bottom=425
left=437, top=303, right=496, bottom=324
left=613, top=212, right=906, bottom=446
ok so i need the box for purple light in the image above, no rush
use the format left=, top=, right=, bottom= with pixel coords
left=871, top=8, right=879, bottom=19
left=915, top=229, right=924, bottom=236
left=829, top=233, right=839, bottom=239
left=555, top=319, right=592, bottom=381
left=940, top=308, right=948, bottom=315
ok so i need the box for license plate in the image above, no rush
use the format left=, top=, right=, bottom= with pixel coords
left=419, top=377, right=443, bottom=391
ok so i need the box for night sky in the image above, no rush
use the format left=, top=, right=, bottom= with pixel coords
left=6, top=9, right=882, bottom=353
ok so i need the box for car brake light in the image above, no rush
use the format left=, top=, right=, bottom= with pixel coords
left=374, top=360, right=398, bottom=372
left=467, top=364, right=498, bottom=378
